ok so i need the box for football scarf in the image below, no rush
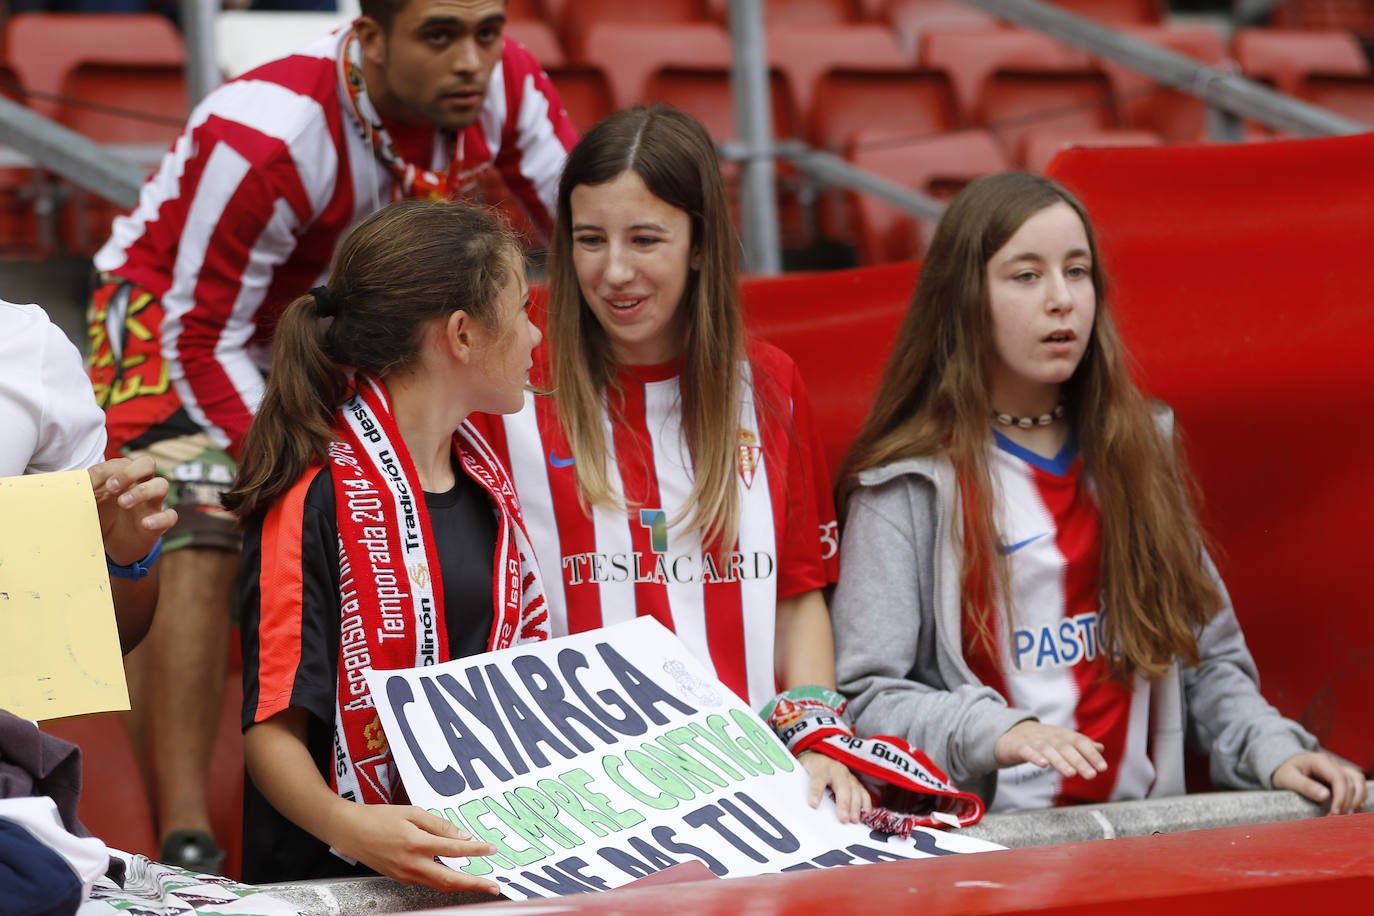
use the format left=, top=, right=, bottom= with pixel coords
left=762, top=686, right=985, bottom=836
left=329, top=374, right=549, bottom=807
left=338, top=27, right=488, bottom=201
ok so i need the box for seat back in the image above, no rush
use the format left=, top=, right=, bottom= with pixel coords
left=560, top=0, right=708, bottom=61
left=1100, top=25, right=1228, bottom=144
left=543, top=63, right=616, bottom=134
left=845, top=127, right=1008, bottom=263
left=767, top=23, right=911, bottom=117
left=1233, top=27, right=1370, bottom=97
left=581, top=21, right=732, bottom=109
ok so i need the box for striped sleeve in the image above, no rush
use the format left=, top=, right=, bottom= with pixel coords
left=493, top=39, right=577, bottom=240
left=240, top=466, right=341, bottom=730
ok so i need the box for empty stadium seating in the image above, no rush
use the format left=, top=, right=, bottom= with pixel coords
left=842, top=127, right=1008, bottom=263
left=559, top=0, right=708, bottom=62
left=920, top=27, right=1118, bottom=163
left=4, top=12, right=188, bottom=256
left=1098, top=24, right=1229, bottom=144
left=765, top=22, right=911, bottom=118
left=808, top=66, right=961, bottom=152
left=709, top=0, right=866, bottom=26
left=579, top=21, right=733, bottom=110
left=1045, top=0, right=1164, bottom=25
left=877, top=0, right=1002, bottom=59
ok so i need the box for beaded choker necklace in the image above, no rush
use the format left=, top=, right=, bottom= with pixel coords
left=992, top=404, right=1065, bottom=429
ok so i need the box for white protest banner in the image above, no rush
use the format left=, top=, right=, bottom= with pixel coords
left=363, top=617, right=1000, bottom=900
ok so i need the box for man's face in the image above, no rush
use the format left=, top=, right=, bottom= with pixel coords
left=359, top=0, right=507, bottom=131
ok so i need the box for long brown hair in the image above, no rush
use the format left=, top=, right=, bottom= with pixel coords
left=547, top=104, right=745, bottom=550
left=838, top=172, right=1221, bottom=679
left=225, top=199, right=520, bottom=521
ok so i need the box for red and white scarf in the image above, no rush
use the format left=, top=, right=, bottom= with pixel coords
left=328, top=375, right=549, bottom=807
left=338, top=26, right=489, bottom=201
left=763, top=687, right=985, bottom=836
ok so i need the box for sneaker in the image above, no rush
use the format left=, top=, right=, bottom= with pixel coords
left=158, top=829, right=225, bottom=875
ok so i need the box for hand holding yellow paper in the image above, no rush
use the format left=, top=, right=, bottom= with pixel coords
left=0, top=470, right=129, bottom=721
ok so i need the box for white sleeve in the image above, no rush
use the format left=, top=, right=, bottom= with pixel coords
left=30, top=313, right=108, bottom=473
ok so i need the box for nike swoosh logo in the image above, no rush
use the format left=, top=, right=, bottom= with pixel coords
left=548, top=450, right=575, bottom=469
left=998, top=533, right=1047, bottom=555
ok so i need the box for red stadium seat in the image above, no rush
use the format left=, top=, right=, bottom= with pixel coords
left=580, top=21, right=732, bottom=109
left=4, top=13, right=187, bottom=256
left=766, top=23, right=912, bottom=118
left=1044, top=0, right=1164, bottom=25
left=1097, top=25, right=1229, bottom=144
left=559, top=0, right=708, bottom=62
left=1272, top=0, right=1374, bottom=32
left=843, top=127, right=1008, bottom=264
left=1020, top=127, right=1163, bottom=174
left=877, top=0, right=1001, bottom=59
left=707, top=0, right=865, bottom=26
left=921, top=28, right=1117, bottom=160
left=505, top=18, right=566, bottom=66
left=0, top=59, right=55, bottom=258
left=542, top=63, right=615, bottom=134
left=808, top=66, right=960, bottom=152
left=1232, top=27, right=1370, bottom=97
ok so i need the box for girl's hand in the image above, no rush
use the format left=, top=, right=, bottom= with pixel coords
left=798, top=750, right=872, bottom=824
left=329, top=803, right=502, bottom=894
left=1272, top=751, right=1368, bottom=816
left=994, top=719, right=1108, bottom=779
left=90, top=456, right=177, bottom=565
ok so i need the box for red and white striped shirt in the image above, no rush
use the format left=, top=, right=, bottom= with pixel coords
left=968, top=432, right=1154, bottom=811
left=95, top=27, right=576, bottom=455
left=475, top=341, right=839, bottom=709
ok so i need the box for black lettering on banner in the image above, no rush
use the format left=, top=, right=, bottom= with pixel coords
left=513, top=654, right=616, bottom=750
left=506, top=857, right=609, bottom=896
left=558, top=648, right=648, bottom=736
left=595, top=642, right=698, bottom=723
left=486, top=664, right=576, bottom=768
left=424, top=676, right=513, bottom=790
left=651, top=825, right=728, bottom=876
left=683, top=802, right=769, bottom=863
left=385, top=675, right=464, bottom=795
left=435, top=671, right=528, bottom=778
left=717, top=792, right=800, bottom=854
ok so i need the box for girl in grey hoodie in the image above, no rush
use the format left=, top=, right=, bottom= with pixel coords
left=831, top=172, right=1365, bottom=815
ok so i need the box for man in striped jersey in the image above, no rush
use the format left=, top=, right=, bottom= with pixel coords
left=84, top=0, right=574, bottom=871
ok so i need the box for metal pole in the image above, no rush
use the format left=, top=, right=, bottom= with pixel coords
left=960, top=0, right=1364, bottom=138
left=0, top=96, right=144, bottom=209
left=181, top=0, right=221, bottom=107
left=727, top=0, right=782, bottom=275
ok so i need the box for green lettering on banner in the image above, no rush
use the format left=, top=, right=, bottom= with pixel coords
left=536, top=773, right=625, bottom=837
left=484, top=794, right=561, bottom=864
left=625, top=747, right=697, bottom=802
left=693, top=714, right=772, bottom=775
left=602, top=753, right=678, bottom=811
left=730, top=707, right=795, bottom=771
left=512, top=786, right=586, bottom=848
left=641, top=736, right=730, bottom=792
left=561, top=767, right=645, bottom=829
left=433, top=807, right=496, bottom=876
left=457, top=797, right=529, bottom=868
left=663, top=726, right=747, bottom=781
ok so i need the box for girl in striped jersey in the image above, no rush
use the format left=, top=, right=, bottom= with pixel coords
left=475, top=105, right=871, bottom=823
left=832, top=173, right=1366, bottom=815
left=228, top=201, right=548, bottom=890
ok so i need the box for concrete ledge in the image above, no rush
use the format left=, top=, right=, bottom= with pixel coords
left=250, top=783, right=1372, bottom=914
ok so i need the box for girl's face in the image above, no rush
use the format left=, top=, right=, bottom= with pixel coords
left=473, top=264, right=540, bottom=414
left=984, top=201, right=1096, bottom=414
left=570, top=170, right=696, bottom=366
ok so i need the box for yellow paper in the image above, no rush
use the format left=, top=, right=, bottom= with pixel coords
left=0, top=470, right=129, bottom=721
